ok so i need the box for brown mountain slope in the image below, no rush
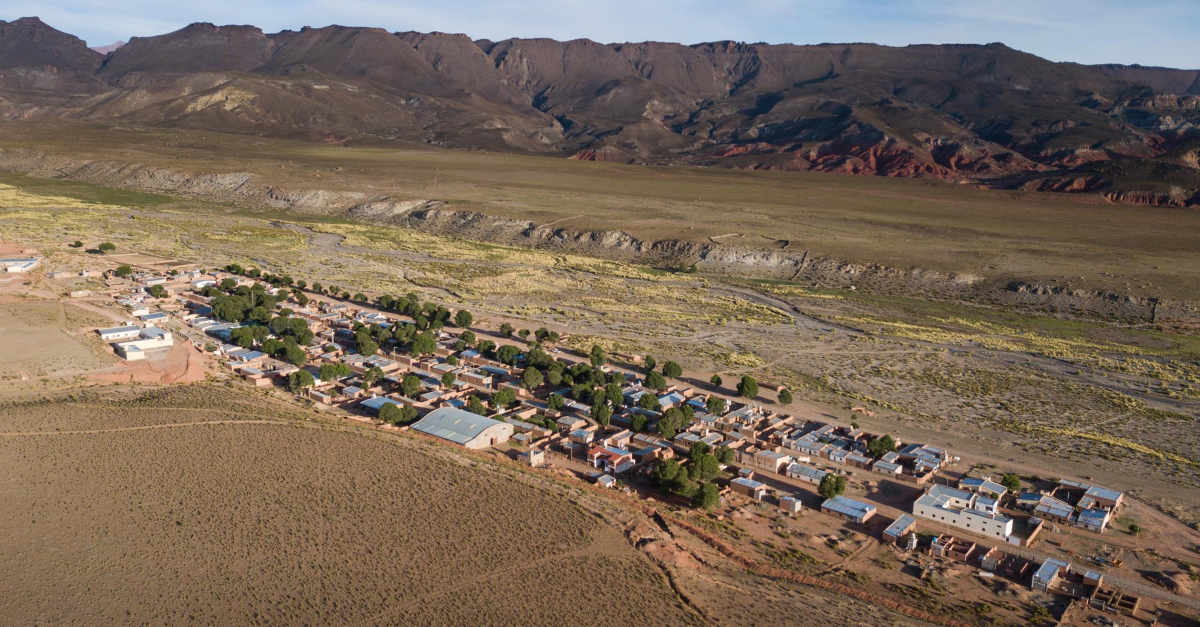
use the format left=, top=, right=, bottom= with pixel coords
left=0, top=17, right=1197, bottom=205
left=0, top=17, right=108, bottom=112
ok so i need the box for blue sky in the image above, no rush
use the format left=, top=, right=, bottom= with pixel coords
left=11, top=0, right=1200, bottom=68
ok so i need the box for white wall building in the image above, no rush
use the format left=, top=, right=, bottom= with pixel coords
left=913, top=485, right=1013, bottom=540
left=115, top=328, right=174, bottom=361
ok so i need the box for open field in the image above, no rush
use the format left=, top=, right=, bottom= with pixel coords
left=0, top=386, right=705, bottom=626
left=1, top=120, right=1199, bottom=301
left=0, top=300, right=115, bottom=382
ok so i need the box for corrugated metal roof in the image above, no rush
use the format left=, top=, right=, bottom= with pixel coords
left=884, top=514, right=916, bottom=537
left=412, top=407, right=511, bottom=445
left=821, top=496, right=875, bottom=519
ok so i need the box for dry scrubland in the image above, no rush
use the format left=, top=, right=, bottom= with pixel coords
left=0, top=174, right=1197, bottom=523
left=2, top=120, right=1200, bottom=300
left=0, top=386, right=702, bottom=626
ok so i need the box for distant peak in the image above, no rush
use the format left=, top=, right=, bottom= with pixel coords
left=90, top=40, right=126, bottom=54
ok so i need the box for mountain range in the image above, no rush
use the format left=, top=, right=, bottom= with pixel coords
left=1, top=16, right=1198, bottom=206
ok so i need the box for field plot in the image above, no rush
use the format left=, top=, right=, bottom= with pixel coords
left=0, top=387, right=702, bottom=626
left=0, top=300, right=114, bottom=382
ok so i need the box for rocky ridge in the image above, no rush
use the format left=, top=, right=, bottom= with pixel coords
left=1, top=17, right=1198, bottom=205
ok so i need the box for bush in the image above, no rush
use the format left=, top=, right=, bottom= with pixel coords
left=662, top=361, right=683, bottom=378
left=97, top=242, right=116, bottom=253
left=115, top=264, right=133, bottom=277
left=778, top=388, right=793, bottom=404
left=454, top=310, right=473, bottom=328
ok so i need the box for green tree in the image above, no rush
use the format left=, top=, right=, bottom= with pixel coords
left=867, top=435, right=897, bottom=460
left=693, top=483, right=720, bottom=510
left=441, top=371, right=456, bottom=389
left=657, top=407, right=683, bottom=439
left=379, top=402, right=402, bottom=425
left=411, top=332, right=437, bottom=355
left=496, top=344, right=522, bottom=365
left=589, top=344, right=606, bottom=367
left=1128, top=523, right=1142, bottom=536
left=715, top=445, right=735, bottom=464
left=287, top=369, right=314, bottom=392
left=705, top=396, right=726, bottom=416
left=547, top=393, right=565, bottom=412
left=115, top=264, right=133, bottom=277
left=521, top=367, right=544, bottom=391
left=466, top=396, right=487, bottom=416
left=1000, top=473, right=1023, bottom=493
left=662, top=361, right=683, bottom=378
left=147, top=284, right=167, bottom=298
left=638, top=393, right=662, bottom=412
left=630, top=413, right=648, bottom=432
left=710, top=373, right=722, bottom=387
left=499, top=322, right=514, bottom=338
left=693, top=454, right=721, bottom=482
left=356, top=335, right=379, bottom=357
left=736, top=375, right=759, bottom=398
left=97, top=242, right=116, bottom=253
left=644, top=371, right=667, bottom=391
left=460, top=330, right=476, bottom=345
left=363, top=366, right=385, bottom=387
left=653, top=459, right=682, bottom=486
left=778, top=388, right=793, bottom=405
left=818, top=473, right=848, bottom=499
left=490, top=388, right=516, bottom=408
left=282, top=344, right=308, bottom=367
left=380, top=403, right=419, bottom=426
left=319, top=362, right=351, bottom=381
left=592, top=403, right=613, bottom=426
left=454, top=310, right=473, bottom=328
left=643, top=355, right=657, bottom=371
left=400, top=375, right=422, bottom=398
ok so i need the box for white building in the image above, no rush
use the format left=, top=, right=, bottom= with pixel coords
left=115, top=328, right=174, bottom=360
left=913, top=485, right=1013, bottom=541
left=97, top=326, right=142, bottom=342
left=0, top=258, right=40, bottom=273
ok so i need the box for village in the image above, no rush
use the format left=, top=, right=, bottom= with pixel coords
left=14, top=244, right=1198, bottom=627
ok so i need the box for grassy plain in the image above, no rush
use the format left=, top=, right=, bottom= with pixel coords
left=2, top=119, right=1199, bottom=300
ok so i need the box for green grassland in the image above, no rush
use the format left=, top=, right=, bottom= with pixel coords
left=2, top=120, right=1198, bottom=300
